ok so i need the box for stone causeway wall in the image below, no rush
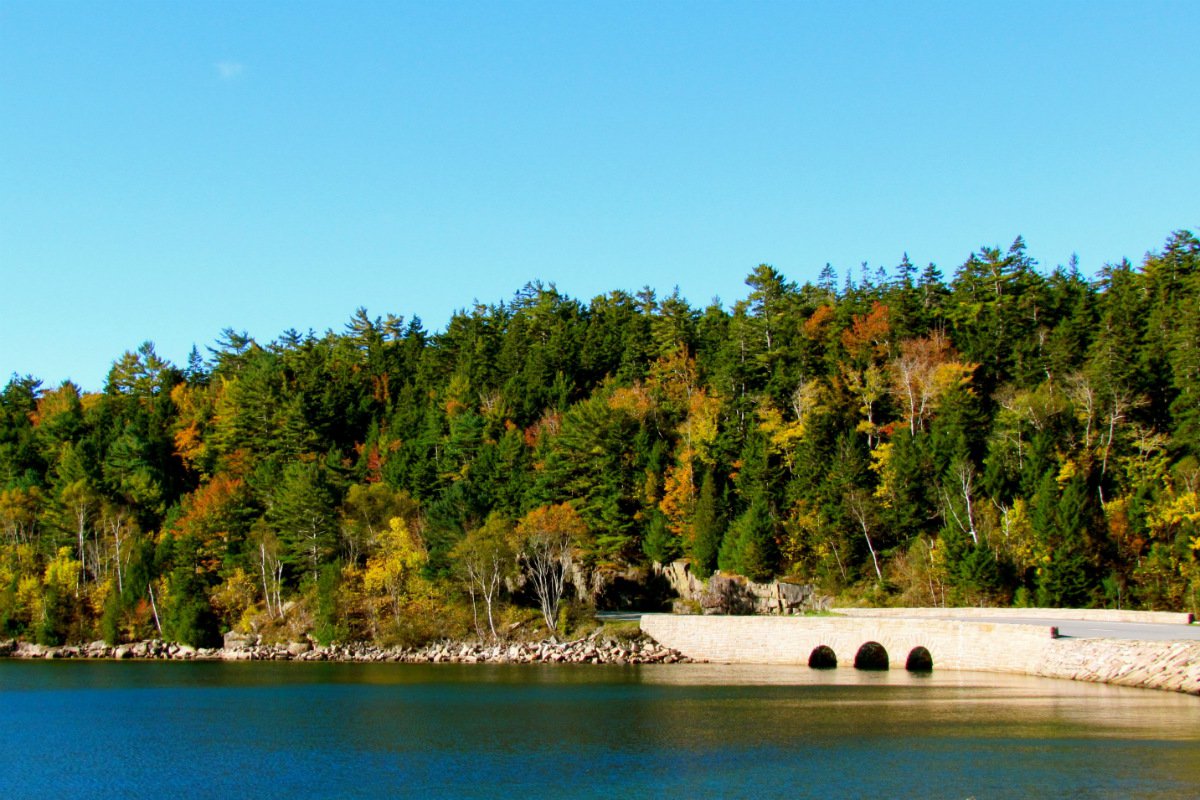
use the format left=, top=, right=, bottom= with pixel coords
left=1034, top=638, right=1200, bottom=694
left=640, top=613, right=1200, bottom=695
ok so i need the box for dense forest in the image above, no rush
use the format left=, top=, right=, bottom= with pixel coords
left=3, top=231, right=1199, bottom=647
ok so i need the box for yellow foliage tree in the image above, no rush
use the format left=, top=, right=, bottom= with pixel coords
left=363, top=517, right=428, bottom=619
left=685, top=389, right=721, bottom=465
left=659, top=450, right=695, bottom=540
left=646, top=349, right=699, bottom=415
left=170, top=381, right=220, bottom=475
left=756, top=402, right=805, bottom=473
left=44, top=546, right=82, bottom=598
left=658, top=385, right=722, bottom=543
left=991, top=498, right=1039, bottom=576
left=607, top=383, right=655, bottom=421
left=0, top=486, right=43, bottom=546
left=841, top=362, right=888, bottom=447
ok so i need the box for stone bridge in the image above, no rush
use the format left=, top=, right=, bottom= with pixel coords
left=640, top=613, right=1055, bottom=673
left=639, top=612, right=1200, bottom=694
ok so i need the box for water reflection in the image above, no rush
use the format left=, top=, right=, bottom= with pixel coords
left=2, top=660, right=1199, bottom=799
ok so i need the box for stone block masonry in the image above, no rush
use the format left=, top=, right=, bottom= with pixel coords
left=640, top=613, right=1200, bottom=695
left=1034, top=638, right=1200, bottom=695
left=640, top=614, right=1055, bottom=674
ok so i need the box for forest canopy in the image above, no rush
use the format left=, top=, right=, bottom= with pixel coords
left=3, top=231, right=1199, bottom=646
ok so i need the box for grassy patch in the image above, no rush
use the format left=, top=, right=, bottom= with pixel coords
left=599, top=619, right=644, bottom=643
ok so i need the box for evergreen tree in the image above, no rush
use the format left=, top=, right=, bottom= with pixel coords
left=1033, top=469, right=1097, bottom=607
left=689, top=469, right=724, bottom=579
left=161, top=536, right=220, bottom=648
left=269, top=460, right=338, bottom=584
left=718, top=492, right=778, bottom=582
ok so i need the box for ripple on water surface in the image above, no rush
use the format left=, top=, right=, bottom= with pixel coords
left=2, top=660, right=1198, bottom=799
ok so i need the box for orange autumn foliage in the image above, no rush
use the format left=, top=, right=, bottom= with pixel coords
left=170, top=474, right=249, bottom=572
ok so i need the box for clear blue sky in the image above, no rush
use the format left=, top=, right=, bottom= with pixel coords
left=2, top=1, right=1197, bottom=391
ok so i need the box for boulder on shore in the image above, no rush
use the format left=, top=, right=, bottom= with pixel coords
left=223, top=631, right=258, bottom=650
left=1, top=629, right=694, bottom=667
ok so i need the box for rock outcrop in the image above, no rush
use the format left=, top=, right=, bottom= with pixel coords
left=655, top=560, right=830, bottom=615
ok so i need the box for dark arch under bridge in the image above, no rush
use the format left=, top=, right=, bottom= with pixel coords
left=639, top=614, right=1060, bottom=674
left=807, top=642, right=934, bottom=671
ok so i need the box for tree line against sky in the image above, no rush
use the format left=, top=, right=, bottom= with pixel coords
left=2, top=230, right=1198, bottom=646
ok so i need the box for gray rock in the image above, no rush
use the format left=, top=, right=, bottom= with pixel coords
left=223, top=631, right=258, bottom=650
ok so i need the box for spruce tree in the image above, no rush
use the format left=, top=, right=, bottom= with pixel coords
left=689, top=470, right=724, bottom=579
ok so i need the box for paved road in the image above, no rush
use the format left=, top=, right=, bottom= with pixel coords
left=607, top=610, right=1200, bottom=642
left=966, top=616, right=1200, bottom=642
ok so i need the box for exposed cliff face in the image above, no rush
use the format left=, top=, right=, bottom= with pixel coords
left=574, top=563, right=677, bottom=612
left=654, top=560, right=830, bottom=615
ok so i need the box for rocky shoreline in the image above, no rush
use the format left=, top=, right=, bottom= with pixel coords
left=0, top=633, right=691, bottom=666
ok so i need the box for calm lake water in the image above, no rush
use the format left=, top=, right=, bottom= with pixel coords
left=2, top=660, right=1199, bottom=799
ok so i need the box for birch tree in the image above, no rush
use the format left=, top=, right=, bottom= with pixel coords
left=453, top=514, right=516, bottom=640
left=514, top=503, right=586, bottom=633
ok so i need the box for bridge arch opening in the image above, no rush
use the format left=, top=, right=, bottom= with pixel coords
left=905, top=646, right=933, bottom=672
left=853, top=641, right=889, bottom=670
left=808, top=645, right=838, bottom=669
